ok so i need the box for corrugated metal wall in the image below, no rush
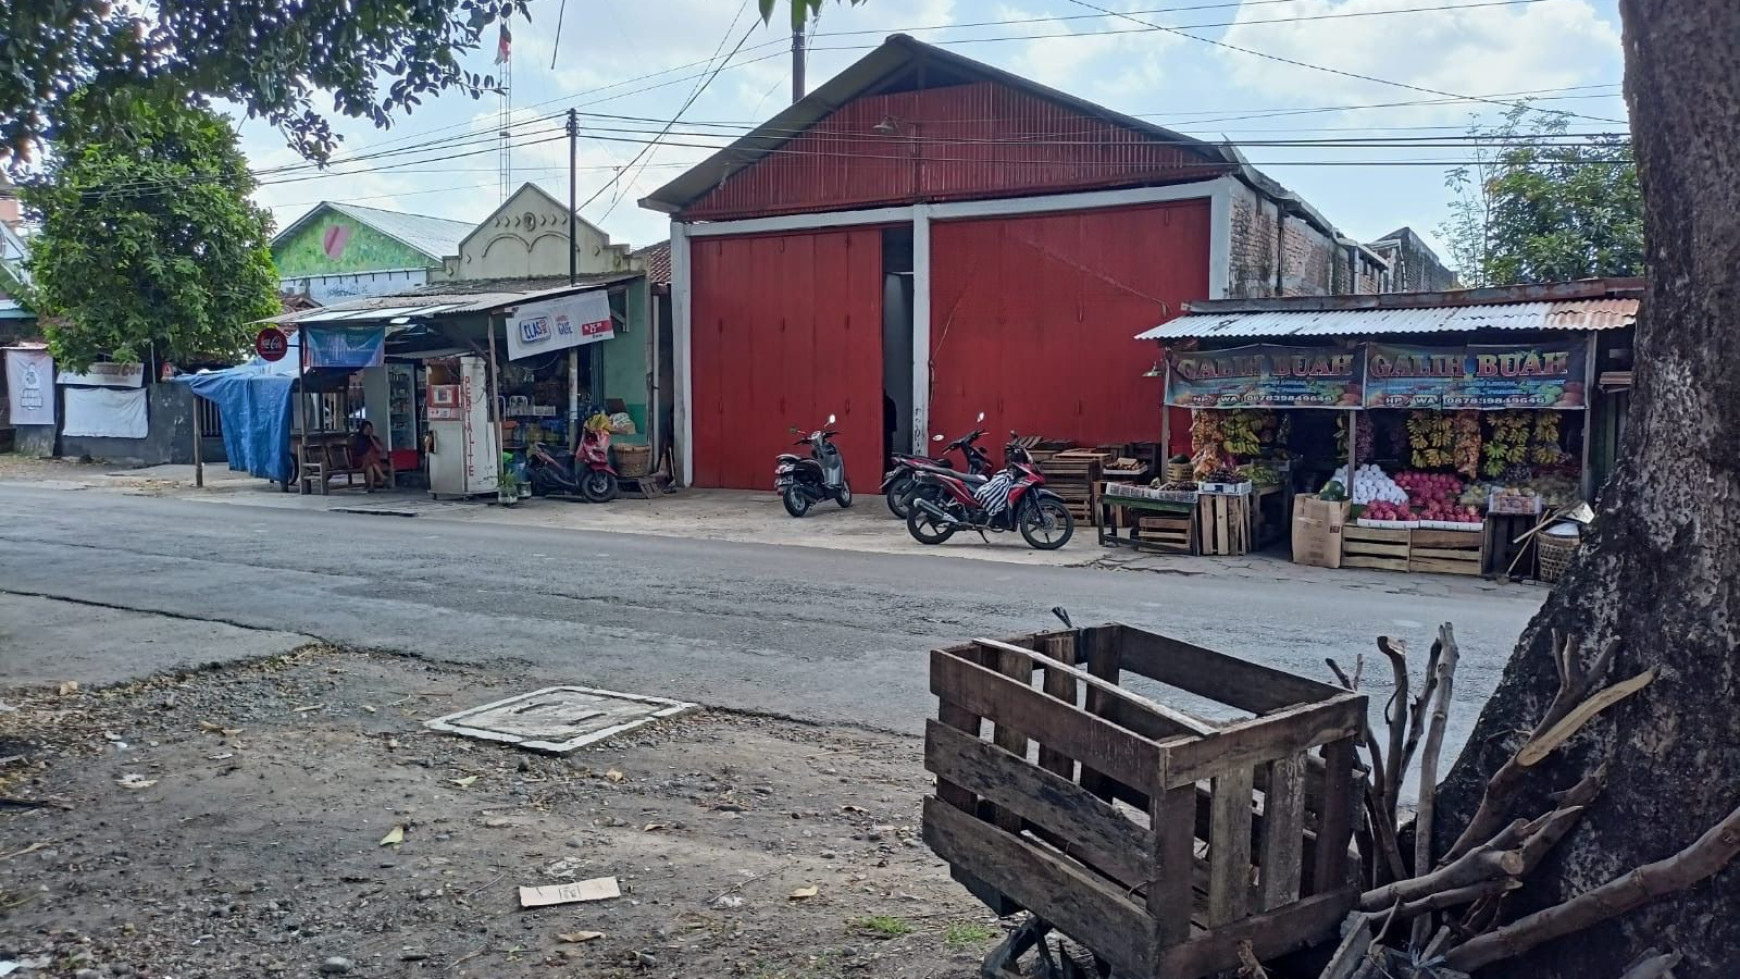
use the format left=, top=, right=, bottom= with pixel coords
left=689, top=229, right=884, bottom=489
left=685, top=82, right=1223, bottom=222
left=928, top=201, right=1211, bottom=450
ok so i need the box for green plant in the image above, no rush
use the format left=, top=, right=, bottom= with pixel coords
left=20, top=95, right=279, bottom=371
left=853, top=915, right=912, bottom=938
left=1440, top=105, right=1642, bottom=287
left=943, top=921, right=997, bottom=948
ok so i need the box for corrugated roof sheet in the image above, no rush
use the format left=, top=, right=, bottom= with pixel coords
left=276, top=202, right=475, bottom=263
left=266, top=272, right=642, bottom=325
left=1138, top=299, right=1638, bottom=340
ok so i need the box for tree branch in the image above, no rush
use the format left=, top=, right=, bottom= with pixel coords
left=1390, top=877, right=1519, bottom=922
left=1618, top=949, right=1682, bottom=979
left=1375, top=636, right=1410, bottom=822
left=1359, top=819, right=1527, bottom=912
left=1444, top=633, right=1620, bottom=862
left=1445, top=798, right=1740, bottom=971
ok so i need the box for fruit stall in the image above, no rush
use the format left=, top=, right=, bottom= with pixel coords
left=1131, top=280, right=1641, bottom=578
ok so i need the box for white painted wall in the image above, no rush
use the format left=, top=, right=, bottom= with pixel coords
left=455, top=184, right=634, bottom=281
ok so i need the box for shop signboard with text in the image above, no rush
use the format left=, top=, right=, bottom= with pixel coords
left=302, top=325, right=386, bottom=369
left=1364, top=341, right=1588, bottom=410
left=1167, top=344, right=1365, bottom=409
left=507, top=290, right=613, bottom=361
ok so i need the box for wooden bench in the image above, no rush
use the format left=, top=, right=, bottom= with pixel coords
left=297, top=436, right=393, bottom=495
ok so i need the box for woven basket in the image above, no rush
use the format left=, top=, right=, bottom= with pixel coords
left=1536, top=533, right=1579, bottom=583
left=1166, top=461, right=1193, bottom=484
left=614, top=443, right=652, bottom=478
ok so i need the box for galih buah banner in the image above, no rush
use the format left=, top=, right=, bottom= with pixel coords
left=1364, top=340, right=1588, bottom=410
left=1166, top=344, right=1365, bottom=409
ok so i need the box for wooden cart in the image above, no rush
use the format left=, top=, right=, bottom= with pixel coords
left=923, top=624, right=1365, bottom=979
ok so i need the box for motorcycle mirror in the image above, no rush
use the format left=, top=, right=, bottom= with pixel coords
left=827, top=414, right=837, bottom=425
left=976, top=412, right=986, bottom=423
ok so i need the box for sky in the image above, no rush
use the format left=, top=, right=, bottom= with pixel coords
left=236, top=0, right=1628, bottom=267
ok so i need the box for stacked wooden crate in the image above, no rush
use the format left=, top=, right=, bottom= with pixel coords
left=1044, top=448, right=1114, bottom=527
left=1407, top=529, right=1484, bottom=576
left=1197, top=493, right=1251, bottom=556
left=1136, top=515, right=1195, bottom=553
left=1340, top=526, right=1411, bottom=571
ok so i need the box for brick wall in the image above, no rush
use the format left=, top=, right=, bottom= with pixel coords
left=1226, top=181, right=1386, bottom=298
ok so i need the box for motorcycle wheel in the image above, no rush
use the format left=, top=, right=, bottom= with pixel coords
left=885, top=477, right=913, bottom=517
left=906, top=503, right=956, bottom=545
left=581, top=470, right=619, bottom=503
left=836, top=480, right=853, bottom=508
left=783, top=486, right=813, bottom=518
left=1019, top=497, right=1075, bottom=550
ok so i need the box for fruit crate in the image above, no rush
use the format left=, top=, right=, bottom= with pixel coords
left=1198, top=493, right=1251, bottom=556
left=1340, top=525, right=1410, bottom=571
left=1136, top=515, right=1195, bottom=554
left=922, top=625, right=1364, bottom=979
left=1408, top=529, right=1484, bottom=576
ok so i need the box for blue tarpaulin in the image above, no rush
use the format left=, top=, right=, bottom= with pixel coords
left=177, top=357, right=296, bottom=483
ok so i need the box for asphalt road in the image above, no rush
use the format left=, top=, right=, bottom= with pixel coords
left=0, top=484, right=1543, bottom=760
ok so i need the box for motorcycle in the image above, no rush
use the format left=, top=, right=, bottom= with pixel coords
left=904, top=432, right=1075, bottom=550
left=775, top=414, right=852, bottom=517
left=880, top=412, right=992, bottom=519
left=526, top=421, right=618, bottom=503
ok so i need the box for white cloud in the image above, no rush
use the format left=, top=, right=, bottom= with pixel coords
left=1214, top=0, right=1623, bottom=123
left=987, top=2, right=1184, bottom=102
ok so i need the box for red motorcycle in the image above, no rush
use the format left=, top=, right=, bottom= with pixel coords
left=904, top=433, right=1075, bottom=550
left=526, top=422, right=618, bottom=503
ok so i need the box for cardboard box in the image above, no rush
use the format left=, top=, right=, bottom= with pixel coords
left=1293, top=497, right=1351, bottom=569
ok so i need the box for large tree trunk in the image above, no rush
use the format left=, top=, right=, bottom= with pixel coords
left=1434, top=3, right=1740, bottom=977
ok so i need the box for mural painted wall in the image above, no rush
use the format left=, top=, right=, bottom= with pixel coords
left=274, top=210, right=433, bottom=277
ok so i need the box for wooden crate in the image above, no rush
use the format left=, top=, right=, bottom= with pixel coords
left=1042, top=450, right=1107, bottom=527
left=1408, top=528, right=1484, bottom=576
left=1198, top=493, right=1252, bottom=556
left=1136, top=515, right=1194, bottom=554
left=923, top=626, right=1364, bottom=979
left=1341, top=525, right=1410, bottom=571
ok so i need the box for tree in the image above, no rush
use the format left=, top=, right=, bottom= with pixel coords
left=756, top=0, right=866, bottom=101
left=2, top=0, right=522, bottom=162
left=1440, top=106, right=1643, bottom=287
left=1432, top=1, right=1740, bottom=975
left=20, top=97, right=280, bottom=372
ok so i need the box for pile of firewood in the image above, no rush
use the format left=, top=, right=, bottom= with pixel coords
left=1294, top=626, right=1739, bottom=979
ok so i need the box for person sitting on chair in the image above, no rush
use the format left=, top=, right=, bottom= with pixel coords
left=352, top=420, right=390, bottom=489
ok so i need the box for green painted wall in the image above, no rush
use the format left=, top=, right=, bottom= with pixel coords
left=274, top=209, right=432, bottom=277
left=600, top=282, right=650, bottom=437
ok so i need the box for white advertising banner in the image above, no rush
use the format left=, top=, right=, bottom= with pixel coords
left=64, top=386, right=149, bottom=439
left=58, top=362, right=145, bottom=388
left=506, top=290, right=613, bottom=361
left=5, top=349, right=55, bottom=426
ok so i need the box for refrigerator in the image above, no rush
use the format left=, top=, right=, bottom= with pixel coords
left=426, top=355, right=499, bottom=498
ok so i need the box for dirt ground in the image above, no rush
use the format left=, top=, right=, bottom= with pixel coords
left=0, top=647, right=996, bottom=979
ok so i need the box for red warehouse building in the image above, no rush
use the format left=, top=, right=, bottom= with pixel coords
left=641, top=35, right=1389, bottom=488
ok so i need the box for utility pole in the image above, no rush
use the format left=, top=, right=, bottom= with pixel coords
left=567, top=108, right=578, bottom=288
left=791, top=25, right=806, bottom=103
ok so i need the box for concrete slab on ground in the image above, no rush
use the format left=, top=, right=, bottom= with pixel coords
left=0, top=593, right=312, bottom=690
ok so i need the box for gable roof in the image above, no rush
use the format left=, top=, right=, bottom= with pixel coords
left=641, top=34, right=1237, bottom=215
left=273, top=202, right=473, bottom=264
left=459, top=182, right=614, bottom=252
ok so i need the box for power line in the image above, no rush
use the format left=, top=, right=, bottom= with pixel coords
left=1056, top=0, right=1626, bottom=125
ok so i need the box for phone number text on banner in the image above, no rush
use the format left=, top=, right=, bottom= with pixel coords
left=1167, top=345, right=1365, bottom=409
left=1364, top=341, right=1587, bottom=410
